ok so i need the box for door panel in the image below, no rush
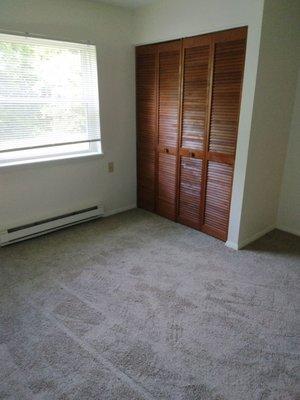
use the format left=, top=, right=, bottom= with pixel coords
left=209, top=39, right=246, bottom=156
left=178, top=37, right=211, bottom=228
left=136, top=27, right=247, bottom=241
left=202, top=30, right=247, bottom=239
left=178, top=156, right=203, bottom=228
left=181, top=43, right=211, bottom=151
left=202, top=161, right=233, bottom=240
left=138, top=149, right=156, bottom=211
left=157, top=41, right=181, bottom=220
left=158, top=45, right=181, bottom=149
left=136, top=46, right=157, bottom=211
left=157, top=152, right=177, bottom=220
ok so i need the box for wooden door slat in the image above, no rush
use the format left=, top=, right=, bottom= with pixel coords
left=136, top=47, right=157, bottom=211
left=177, top=38, right=212, bottom=229
left=203, top=161, right=233, bottom=236
left=181, top=44, right=210, bottom=151
left=209, top=39, right=246, bottom=156
left=178, top=157, right=203, bottom=228
left=157, top=41, right=181, bottom=220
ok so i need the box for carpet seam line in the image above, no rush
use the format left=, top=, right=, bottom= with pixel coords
left=26, top=298, right=157, bottom=400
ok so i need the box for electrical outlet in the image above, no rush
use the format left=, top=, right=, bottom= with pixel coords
left=108, top=161, right=114, bottom=173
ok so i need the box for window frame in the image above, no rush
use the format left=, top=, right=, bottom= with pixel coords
left=0, top=32, right=102, bottom=168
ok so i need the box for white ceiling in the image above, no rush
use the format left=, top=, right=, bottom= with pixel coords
left=91, top=0, right=156, bottom=9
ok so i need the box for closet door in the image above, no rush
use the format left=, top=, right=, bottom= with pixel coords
left=136, top=45, right=157, bottom=211
left=136, top=27, right=247, bottom=242
left=157, top=41, right=181, bottom=220
left=201, top=28, right=247, bottom=240
left=177, top=36, right=212, bottom=229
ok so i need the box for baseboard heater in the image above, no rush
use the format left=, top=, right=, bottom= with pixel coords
left=0, top=205, right=104, bottom=246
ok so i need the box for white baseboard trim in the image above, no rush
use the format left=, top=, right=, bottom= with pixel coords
left=103, top=204, right=136, bottom=217
left=239, top=224, right=276, bottom=249
left=225, top=240, right=239, bottom=250
left=276, top=225, right=300, bottom=237
left=226, top=224, right=276, bottom=250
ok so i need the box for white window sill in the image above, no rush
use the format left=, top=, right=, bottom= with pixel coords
left=0, top=151, right=104, bottom=171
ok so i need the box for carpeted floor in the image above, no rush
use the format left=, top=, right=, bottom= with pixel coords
left=0, top=209, right=299, bottom=400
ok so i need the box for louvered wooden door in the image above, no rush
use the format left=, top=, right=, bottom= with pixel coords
left=201, top=28, right=247, bottom=240
left=136, top=45, right=157, bottom=211
left=136, top=27, right=247, bottom=241
left=157, top=41, right=181, bottom=220
left=177, top=36, right=212, bottom=229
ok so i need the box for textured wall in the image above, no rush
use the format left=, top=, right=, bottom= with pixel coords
left=277, top=70, right=300, bottom=236
left=239, top=0, right=300, bottom=245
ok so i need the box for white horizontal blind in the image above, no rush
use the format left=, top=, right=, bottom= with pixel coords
left=0, top=33, right=101, bottom=153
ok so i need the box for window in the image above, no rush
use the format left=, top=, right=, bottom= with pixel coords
left=0, top=33, right=101, bottom=166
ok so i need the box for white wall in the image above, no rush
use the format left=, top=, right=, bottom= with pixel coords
left=277, top=69, right=300, bottom=236
left=134, top=0, right=265, bottom=248
left=0, top=0, right=136, bottom=229
left=238, top=0, right=300, bottom=246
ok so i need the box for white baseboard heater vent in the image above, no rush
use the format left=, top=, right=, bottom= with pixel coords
left=0, top=205, right=104, bottom=246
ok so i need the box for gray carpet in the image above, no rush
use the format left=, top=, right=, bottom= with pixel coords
left=0, top=209, right=299, bottom=400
